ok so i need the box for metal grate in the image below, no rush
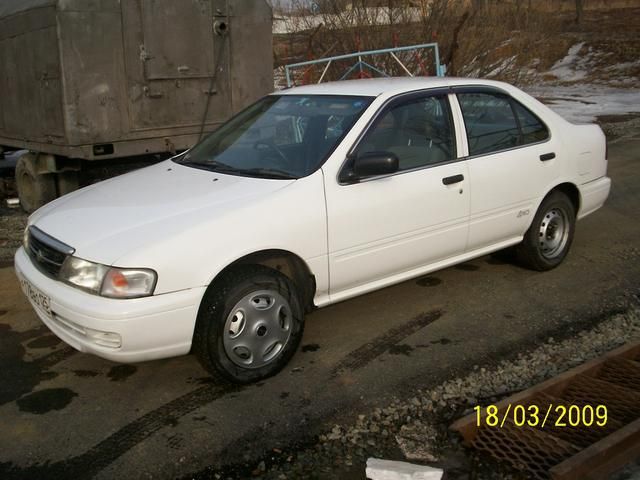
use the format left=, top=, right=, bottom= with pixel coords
left=562, top=375, right=640, bottom=425
left=598, top=358, right=640, bottom=391
left=523, top=392, right=624, bottom=449
left=472, top=419, right=580, bottom=480
left=451, top=341, right=640, bottom=480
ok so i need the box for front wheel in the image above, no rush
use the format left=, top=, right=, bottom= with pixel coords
left=516, top=192, right=576, bottom=271
left=193, top=265, right=305, bottom=384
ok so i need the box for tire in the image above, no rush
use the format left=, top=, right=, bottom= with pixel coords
left=15, top=153, right=56, bottom=213
left=193, top=265, right=305, bottom=384
left=516, top=191, right=576, bottom=271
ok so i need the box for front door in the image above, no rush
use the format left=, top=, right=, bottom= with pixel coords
left=324, top=92, right=470, bottom=300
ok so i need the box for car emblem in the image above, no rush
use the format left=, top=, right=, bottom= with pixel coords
left=36, top=250, right=45, bottom=262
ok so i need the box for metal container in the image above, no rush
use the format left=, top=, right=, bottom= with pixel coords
left=0, top=0, right=273, bottom=162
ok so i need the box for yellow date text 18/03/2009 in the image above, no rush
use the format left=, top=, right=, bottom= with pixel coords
left=474, top=404, right=608, bottom=429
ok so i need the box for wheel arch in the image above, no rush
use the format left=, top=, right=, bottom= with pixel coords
left=550, top=182, right=581, bottom=215
left=534, top=182, right=581, bottom=219
left=523, top=182, right=581, bottom=236
left=206, top=249, right=317, bottom=313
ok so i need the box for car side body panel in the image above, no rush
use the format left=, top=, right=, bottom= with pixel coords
left=114, top=169, right=330, bottom=297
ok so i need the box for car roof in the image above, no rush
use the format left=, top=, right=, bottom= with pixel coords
left=277, top=77, right=510, bottom=98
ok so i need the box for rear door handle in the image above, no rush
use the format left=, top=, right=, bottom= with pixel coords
left=442, top=174, right=464, bottom=185
left=540, top=152, right=556, bottom=161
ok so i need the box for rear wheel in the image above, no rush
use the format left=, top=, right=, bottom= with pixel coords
left=516, top=191, right=576, bottom=271
left=193, top=265, right=304, bottom=384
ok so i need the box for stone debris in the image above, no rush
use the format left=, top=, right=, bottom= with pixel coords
left=395, top=424, right=439, bottom=463
left=366, top=458, right=443, bottom=480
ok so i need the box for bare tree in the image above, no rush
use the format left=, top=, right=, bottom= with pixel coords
left=575, top=0, right=584, bottom=24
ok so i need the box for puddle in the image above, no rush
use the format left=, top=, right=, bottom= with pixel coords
left=107, top=365, right=137, bottom=382
left=416, top=276, right=442, bottom=287
left=16, top=388, right=78, bottom=414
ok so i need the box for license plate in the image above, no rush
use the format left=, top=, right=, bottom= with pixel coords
left=17, top=271, right=52, bottom=319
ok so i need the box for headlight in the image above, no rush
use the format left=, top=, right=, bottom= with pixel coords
left=60, top=257, right=109, bottom=294
left=59, top=257, right=156, bottom=298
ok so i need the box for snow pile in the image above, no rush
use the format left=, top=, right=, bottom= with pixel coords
left=547, top=42, right=592, bottom=82
left=527, top=84, right=640, bottom=124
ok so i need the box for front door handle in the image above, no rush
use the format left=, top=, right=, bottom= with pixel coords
left=442, top=174, right=464, bottom=185
left=540, top=152, right=556, bottom=161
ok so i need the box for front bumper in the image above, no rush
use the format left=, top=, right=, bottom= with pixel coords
left=14, top=247, right=206, bottom=363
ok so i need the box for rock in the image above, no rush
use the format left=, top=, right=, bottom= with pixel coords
left=395, top=424, right=439, bottom=463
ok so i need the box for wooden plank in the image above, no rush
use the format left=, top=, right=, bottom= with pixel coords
left=550, top=417, right=640, bottom=480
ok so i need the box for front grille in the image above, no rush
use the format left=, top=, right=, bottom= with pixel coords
left=27, top=227, right=74, bottom=278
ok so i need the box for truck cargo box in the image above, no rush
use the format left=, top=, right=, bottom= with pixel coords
left=0, top=0, right=273, bottom=161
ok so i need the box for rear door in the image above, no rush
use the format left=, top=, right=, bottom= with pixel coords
left=452, top=88, right=559, bottom=251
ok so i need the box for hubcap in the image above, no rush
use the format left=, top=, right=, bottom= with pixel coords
left=223, top=290, right=293, bottom=369
left=538, top=208, right=569, bottom=259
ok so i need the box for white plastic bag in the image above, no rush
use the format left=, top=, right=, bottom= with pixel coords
left=366, top=458, right=443, bottom=480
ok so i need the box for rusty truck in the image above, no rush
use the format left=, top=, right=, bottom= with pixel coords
left=0, top=0, right=273, bottom=211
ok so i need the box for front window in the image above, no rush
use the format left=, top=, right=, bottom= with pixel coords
left=355, top=95, right=456, bottom=171
left=178, top=95, right=373, bottom=179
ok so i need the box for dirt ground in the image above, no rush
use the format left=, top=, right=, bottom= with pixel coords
left=0, top=118, right=638, bottom=479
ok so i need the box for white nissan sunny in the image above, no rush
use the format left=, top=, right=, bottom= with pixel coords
left=15, top=77, right=611, bottom=383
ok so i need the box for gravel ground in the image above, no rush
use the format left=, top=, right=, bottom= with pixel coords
left=599, top=115, right=640, bottom=141
left=0, top=206, right=26, bottom=267
left=192, top=303, right=640, bottom=480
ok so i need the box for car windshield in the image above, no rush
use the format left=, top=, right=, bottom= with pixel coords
left=177, top=95, right=373, bottom=179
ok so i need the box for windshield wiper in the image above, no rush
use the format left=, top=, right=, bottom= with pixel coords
left=179, top=158, right=241, bottom=174
left=178, top=158, right=296, bottom=179
left=240, top=168, right=298, bottom=180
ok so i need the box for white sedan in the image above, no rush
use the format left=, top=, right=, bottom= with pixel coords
left=14, top=77, right=611, bottom=383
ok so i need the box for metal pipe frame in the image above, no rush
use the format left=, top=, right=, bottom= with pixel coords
left=284, top=42, right=444, bottom=87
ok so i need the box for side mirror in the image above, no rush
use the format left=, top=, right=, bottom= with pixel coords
left=341, top=151, right=399, bottom=183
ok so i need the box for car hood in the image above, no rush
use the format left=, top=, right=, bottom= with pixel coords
left=30, top=160, right=294, bottom=265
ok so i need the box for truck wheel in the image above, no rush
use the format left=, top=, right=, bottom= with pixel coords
left=193, top=265, right=305, bottom=384
left=16, top=153, right=56, bottom=213
left=57, top=171, right=80, bottom=196
left=516, top=191, right=576, bottom=271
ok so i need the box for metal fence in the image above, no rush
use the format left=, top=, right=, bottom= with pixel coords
left=284, top=43, right=446, bottom=88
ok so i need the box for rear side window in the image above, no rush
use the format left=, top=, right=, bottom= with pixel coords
left=458, top=93, right=549, bottom=156
left=513, top=102, right=549, bottom=145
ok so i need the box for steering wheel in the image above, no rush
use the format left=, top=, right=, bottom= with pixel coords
left=253, top=140, right=289, bottom=167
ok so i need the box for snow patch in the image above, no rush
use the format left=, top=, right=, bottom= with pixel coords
left=527, top=84, right=640, bottom=124
left=548, top=42, right=590, bottom=82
